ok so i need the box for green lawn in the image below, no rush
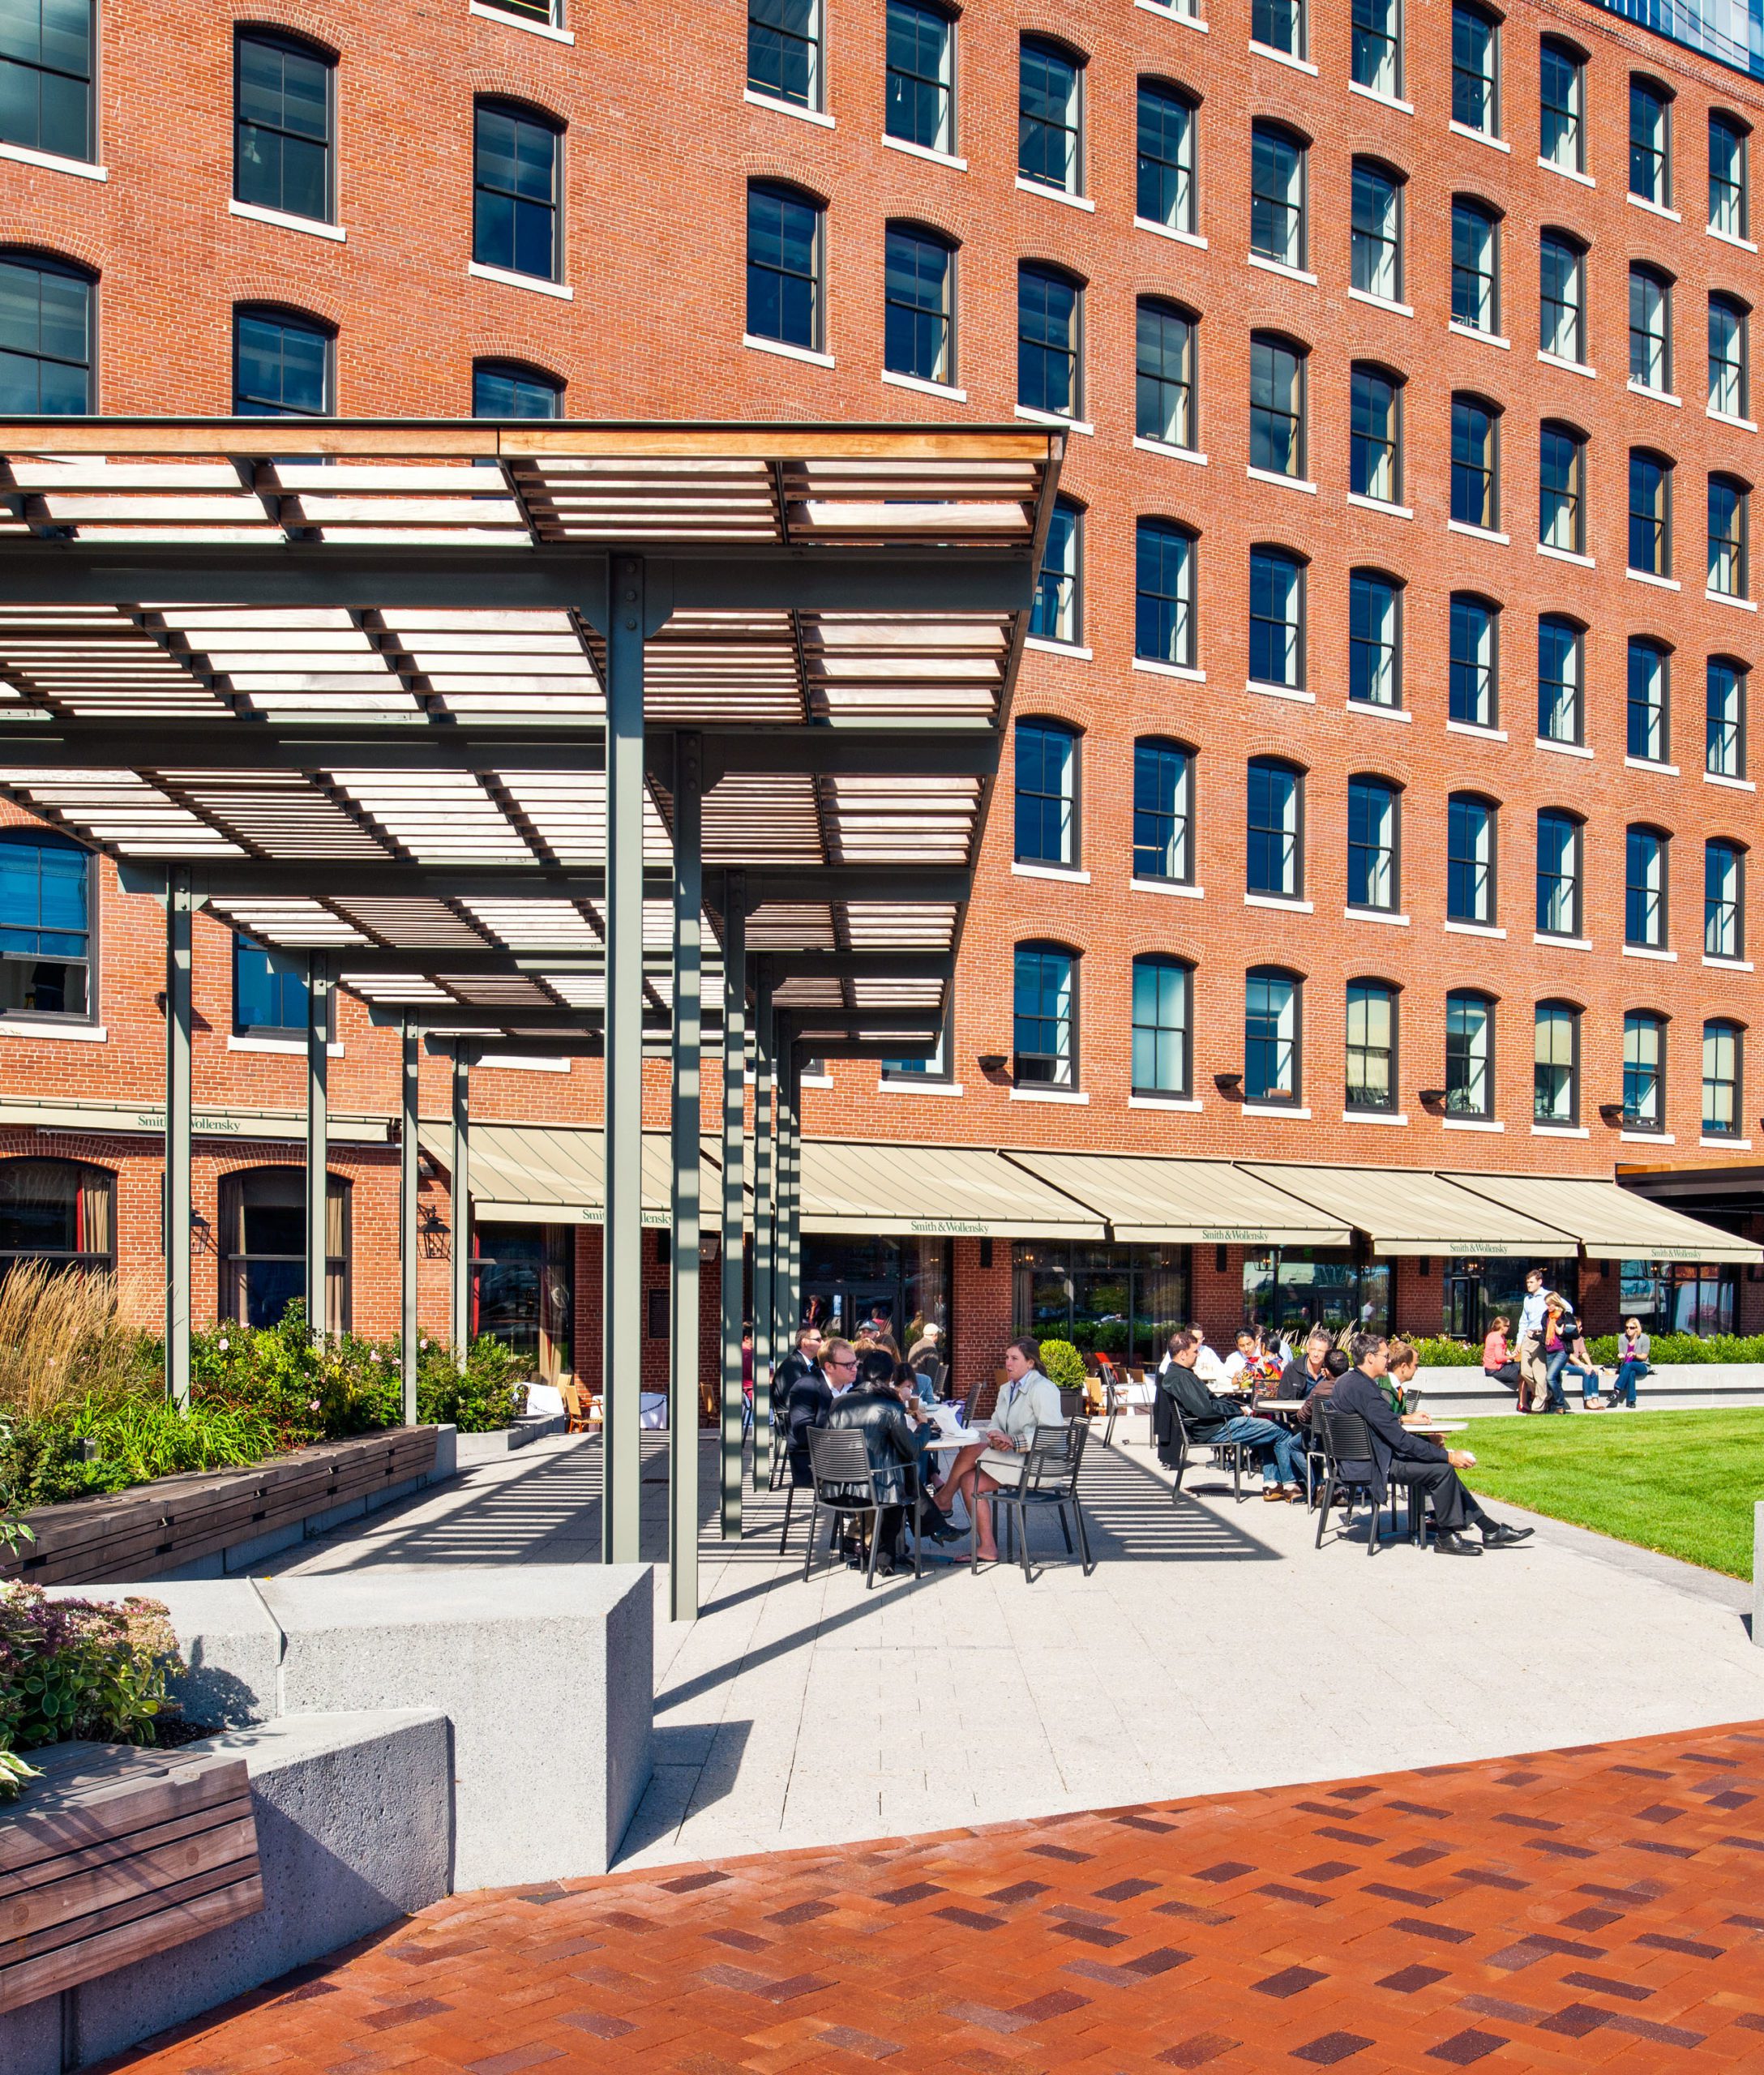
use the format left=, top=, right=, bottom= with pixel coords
left=1458, top=1408, right=1764, bottom=1580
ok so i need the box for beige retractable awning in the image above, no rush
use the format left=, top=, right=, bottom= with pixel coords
left=1443, top=1171, right=1763, bottom=1264
left=795, top=1139, right=1106, bottom=1239
left=417, top=1121, right=722, bottom=1229
left=1240, top=1162, right=1570, bottom=1257
left=1001, top=1151, right=1351, bottom=1247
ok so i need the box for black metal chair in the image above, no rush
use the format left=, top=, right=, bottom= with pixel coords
left=1315, top=1408, right=1420, bottom=1555
left=801, top=1427, right=923, bottom=1589
left=972, top=1418, right=1094, bottom=1581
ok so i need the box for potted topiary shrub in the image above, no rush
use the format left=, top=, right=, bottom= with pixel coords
left=1036, top=1337, right=1090, bottom=1419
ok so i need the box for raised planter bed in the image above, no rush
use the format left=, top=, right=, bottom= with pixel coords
left=2, top=1427, right=443, bottom=1589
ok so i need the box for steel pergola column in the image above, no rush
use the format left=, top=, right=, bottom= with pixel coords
left=602, top=556, right=645, bottom=1565
left=778, top=1046, right=801, bottom=1354
left=668, top=733, right=702, bottom=1622
left=305, top=952, right=331, bottom=1341
left=720, top=875, right=746, bottom=1538
left=750, top=967, right=774, bottom=1489
left=450, top=1046, right=471, bottom=1370
left=164, top=867, right=193, bottom=1411
left=400, top=1016, right=419, bottom=1426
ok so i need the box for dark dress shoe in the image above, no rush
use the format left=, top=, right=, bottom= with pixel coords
left=1480, top=1522, right=1535, bottom=1547
left=1433, top=1530, right=1484, bottom=1555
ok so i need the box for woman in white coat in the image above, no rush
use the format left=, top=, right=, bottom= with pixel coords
left=934, top=1335, right=1064, bottom=1562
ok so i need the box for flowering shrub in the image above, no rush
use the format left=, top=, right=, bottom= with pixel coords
left=0, top=1583, right=185, bottom=1795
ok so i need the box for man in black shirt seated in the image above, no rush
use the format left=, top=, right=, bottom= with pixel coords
left=1158, top=1328, right=1308, bottom=1500
left=1330, top=1332, right=1535, bottom=1556
left=1280, top=1328, right=1336, bottom=1402
left=783, top=1332, right=837, bottom=1486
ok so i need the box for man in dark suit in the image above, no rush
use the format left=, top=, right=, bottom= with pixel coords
left=782, top=1332, right=836, bottom=1486
left=1329, top=1333, right=1534, bottom=1555
left=827, top=1347, right=947, bottom=1572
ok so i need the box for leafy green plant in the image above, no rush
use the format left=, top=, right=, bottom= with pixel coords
left=1406, top=1337, right=1481, bottom=1367
left=1036, top=1337, right=1090, bottom=1393
left=0, top=1584, right=184, bottom=1787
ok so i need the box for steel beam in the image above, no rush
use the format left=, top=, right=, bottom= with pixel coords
left=168, top=862, right=972, bottom=905
left=339, top=947, right=936, bottom=982
left=305, top=952, right=331, bottom=1341
left=400, top=1017, right=419, bottom=1427
left=668, top=734, right=702, bottom=1623
left=164, top=867, right=192, bottom=1411
left=450, top=1048, right=470, bottom=1372
left=720, top=875, right=746, bottom=1541
left=751, top=969, right=773, bottom=1491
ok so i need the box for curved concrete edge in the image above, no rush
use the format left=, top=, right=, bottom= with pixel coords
left=1415, top=1363, right=1764, bottom=1418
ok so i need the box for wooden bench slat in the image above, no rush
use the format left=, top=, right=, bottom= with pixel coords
left=0, top=1755, right=248, bottom=1876
left=0, top=1869, right=264, bottom=2016
left=0, top=1810, right=258, bottom=1945
left=1, top=1796, right=253, bottom=1910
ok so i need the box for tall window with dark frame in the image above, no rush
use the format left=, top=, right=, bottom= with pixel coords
left=1629, top=266, right=1672, bottom=392
left=1539, top=421, right=1583, bottom=551
left=885, top=0, right=953, bottom=155
left=221, top=1168, right=349, bottom=1334
left=1017, top=263, right=1080, bottom=419
left=1706, top=838, right=1744, bottom=959
left=1031, top=497, right=1080, bottom=643
left=1137, top=300, right=1195, bottom=449
left=1539, top=40, right=1583, bottom=172
left=1538, top=615, right=1582, bottom=743
left=1137, top=82, right=1196, bottom=235
left=1703, top=1020, right=1741, bottom=1136
left=0, top=829, right=92, bottom=1020
left=1250, top=124, right=1305, bottom=271
left=1252, top=0, right=1304, bottom=60
left=234, top=32, right=332, bottom=223
left=1136, top=518, right=1196, bottom=669
left=1536, top=809, right=1581, bottom=936
left=1247, top=758, right=1301, bottom=898
left=472, top=362, right=562, bottom=418
left=884, top=225, right=953, bottom=386
left=1445, top=991, right=1493, bottom=1117
left=1019, top=38, right=1081, bottom=195
left=1710, top=477, right=1748, bottom=598
left=1630, top=77, right=1671, bottom=206
left=1248, top=546, right=1304, bottom=689
left=0, top=0, right=92, bottom=161
left=1623, top=1012, right=1664, bottom=1130
left=1244, top=968, right=1300, bottom=1105
left=1013, top=943, right=1076, bottom=1087
left=1708, top=657, right=1746, bottom=777
left=1710, top=112, right=1749, bottom=239
left=0, top=1157, right=113, bottom=1277
left=1351, top=366, right=1400, bottom=504
left=1351, top=161, right=1402, bottom=302
left=1449, top=597, right=1497, bottom=729
left=1625, top=825, right=1668, bottom=948
left=1629, top=449, right=1671, bottom=576
left=1351, top=0, right=1400, bottom=99
left=747, top=183, right=821, bottom=352
left=748, top=0, right=820, bottom=110
left=234, top=937, right=309, bottom=1035
left=1346, top=775, right=1398, bottom=909
left=1540, top=233, right=1584, bottom=362
left=473, top=101, right=560, bottom=282
left=233, top=308, right=330, bottom=417
left=1451, top=4, right=1497, bottom=135
left=1534, top=1003, right=1578, bottom=1124
left=1132, top=738, right=1192, bottom=884
left=1710, top=296, right=1748, bottom=418
left=1132, top=955, right=1191, bottom=1097
left=1345, top=982, right=1395, bottom=1112
left=1451, top=395, right=1496, bottom=528
left=0, top=252, right=91, bottom=413
left=1627, top=638, right=1669, bottom=764
left=1250, top=334, right=1304, bottom=478
left=1451, top=199, right=1498, bottom=332
left=1014, top=719, right=1077, bottom=868
left=1349, top=572, right=1401, bottom=709
left=1447, top=793, right=1495, bottom=923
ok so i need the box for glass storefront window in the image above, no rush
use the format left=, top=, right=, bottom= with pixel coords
left=800, top=1235, right=951, bottom=1356
left=1011, top=1241, right=1191, bottom=1361
left=1241, top=1247, right=1389, bottom=1341
left=1442, top=1256, right=1578, bottom=1341
left=1620, top=1259, right=1736, bottom=1337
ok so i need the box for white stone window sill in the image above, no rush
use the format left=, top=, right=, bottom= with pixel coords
left=1247, top=466, right=1317, bottom=494
left=1445, top=920, right=1505, bottom=939
left=1449, top=120, right=1509, bottom=152
left=1532, top=1123, right=1590, bottom=1138
left=1534, top=933, right=1592, bottom=951
left=881, top=367, right=966, bottom=402
left=1449, top=322, right=1509, bottom=350
left=1248, top=39, right=1317, bottom=74
left=876, top=1077, right=965, bottom=1096
left=1627, top=379, right=1681, bottom=409
left=1135, top=0, right=1208, bottom=25
left=1538, top=543, right=1594, bottom=567
left=1130, top=1093, right=1203, bottom=1111
left=1347, top=1109, right=1410, bottom=1126
left=1538, top=349, right=1595, bottom=379
left=1247, top=679, right=1314, bottom=704
left=1245, top=893, right=1312, bottom=913
left=1701, top=1136, right=1752, bottom=1149
left=1346, top=906, right=1410, bottom=926
left=1133, top=436, right=1209, bottom=465
left=472, top=0, right=575, bottom=41
left=743, top=87, right=833, bottom=127
left=1536, top=736, right=1592, bottom=759
left=881, top=134, right=964, bottom=170
left=1707, top=589, right=1758, bottom=610
left=1348, top=287, right=1414, bottom=319
left=1347, top=698, right=1411, bottom=722
left=1708, top=407, right=1757, bottom=433
left=228, top=1033, right=344, bottom=1057
left=1623, top=943, right=1676, bottom=962
left=1010, top=1085, right=1089, bottom=1105
left=1243, top=1102, right=1311, bottom=1119
left=1538, top=155, right=1594, bottom=188
left=1012, top=861, right=1090, bottom=883
left=1449, top=520, right=1509, bottom=545
left=1709, top=224, right=1758, bottom=254
left=1621, top=1130, right=1674, bottom=1144
left=229, top=198, right=345, bottom=242
left=1015, top=175, right=1094, bottom=212
left=1133, top=655, right=1205, bottom=682
left=1705, top=770, right=1756, bottom=791
left=1626, top=567, right=1681, bottom=591
left=1442, top=1115, right=1505, bottom=1132
left=1247, top=253, right=1318, bottom=286
left=1014, top=404, right=1094, bottom=435
left=1134, top=217, right=1207, bottom=249
left=477, top=1053, right=570, bottom=1072
left=470, top=260, right=572, bottom=300
left=1024, top=635, right=1092, bottom=660
left=1131, top=877, right=1205, bottom=900
left=1446, top=720, right=1506, bottom=742
left=1623, top=755, right=1678, bottom=776
left=0, top=1018, right=106, bottom=1042
left=1705, top=954, right=1754, bottom=972
left=1348, top=82, right=1412, bottom=115
left=745, top=332, right=833, bottom=368
left=799, top=1074, right=834, bottom=1089
left=1627, top=191, right=1681, bottom=223
left=1347, top=491, right=1412, bottom=520
left=0, top=139, right=105, bottom=180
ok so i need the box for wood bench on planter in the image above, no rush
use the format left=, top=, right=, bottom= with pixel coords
left=0, top=1741, right=263, bottom=2017
left=0, top=1427, right=440, bottom=1589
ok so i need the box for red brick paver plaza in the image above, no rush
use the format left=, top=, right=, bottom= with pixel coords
left=112, top=1723, right=1764, bottom=2073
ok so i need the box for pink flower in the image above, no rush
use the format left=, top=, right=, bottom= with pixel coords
left=308, top=1399, right=320, bottom=1412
